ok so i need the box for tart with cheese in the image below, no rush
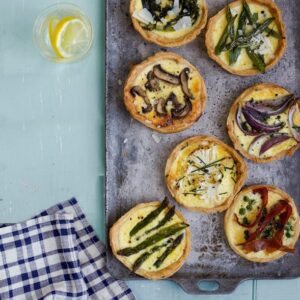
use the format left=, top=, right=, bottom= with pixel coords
left=227, top=83, right=300, bottom=163
left=124, top=52, right=207, bottom=133
left=225, top=185, right=300, bottom=262
left=165, top=136, right=247, bottom=213
left=110, top=198, right=191, bottom=280
left=205, top=0, right=286, bottom=76
left=130, top=0, right=208, bottom=47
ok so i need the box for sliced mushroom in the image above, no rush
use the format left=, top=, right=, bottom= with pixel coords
left=172, top=97, right=192, bottom=119
left=145, top=71, right=160, bottom=92
left=153, top=65, right=180, bottom=85
left=131, top=86, right=153, bottom=114
left=154, top=97, right=167, bottom=116
left=180, top=68, right=194, bottom=99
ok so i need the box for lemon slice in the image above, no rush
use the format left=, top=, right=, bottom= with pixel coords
left=49, top=16, right=91, bottom=59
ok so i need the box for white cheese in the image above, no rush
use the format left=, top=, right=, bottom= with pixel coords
left=168, top=0, right=180, bottom=17
left=231, top=8, right=239, bottom=17
left=173, top=16, right=192, bottom=31
left=133, top=8, right=155, bottom=25
left=250, top=33, right=272, bottom=55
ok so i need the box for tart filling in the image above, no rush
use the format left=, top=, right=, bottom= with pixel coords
left=205, top=0, right=286, bottom=75
left=165, top=136, right=247, bottom=213
left=227, top=84, right=300, bottom=162
left=130, top=0, right=207, bottom=46
left=110, top=198, right=190, bottom=278
left=225, top=186, right=300, bottom=262
left=124, top=52, right=206, bottom=133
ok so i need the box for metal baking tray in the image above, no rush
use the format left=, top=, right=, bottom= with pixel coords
left=105, top=0, right=300, bottom=294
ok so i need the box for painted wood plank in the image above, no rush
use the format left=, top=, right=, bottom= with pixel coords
left=256, top=278, right=300, bottom=300
left=127, top=279, right=253, bottom=300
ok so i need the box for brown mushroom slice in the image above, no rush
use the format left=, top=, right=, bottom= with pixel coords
left=145, top=71, right=160, bottom=92
left=154, top=97, right=167, bottom=117
left=180, top=68, right=194, bottom=99
left=131, top=86, right=153, bottom=114
left=153, top=65, right=180, bottom=85
left=172, top=97, right=192, bottom=119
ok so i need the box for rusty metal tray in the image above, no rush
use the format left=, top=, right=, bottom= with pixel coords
left=105, top=0, right=300, bottom=294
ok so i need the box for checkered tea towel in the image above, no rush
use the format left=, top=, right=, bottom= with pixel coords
left=0, top=198, right=135, bottom=300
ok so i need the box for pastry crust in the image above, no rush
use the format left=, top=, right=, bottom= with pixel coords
left=205, top=0, right=287, bottom=76
left=224, top=185, right=300, bottom=263
left=109, top=201, right=191, bottom=280
left=165, top=135, right=247, bottom=213
left=124, top=52, right=207, bottom=133
left=130, top=0, right=208, bottom=47
left=227, top=83, right=300, bottom=163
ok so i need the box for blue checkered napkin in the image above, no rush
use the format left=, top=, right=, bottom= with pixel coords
left=0, top=199, right=135, bottom=300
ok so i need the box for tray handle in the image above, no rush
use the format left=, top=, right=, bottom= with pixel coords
left=173, top=278, right=245, bottom=295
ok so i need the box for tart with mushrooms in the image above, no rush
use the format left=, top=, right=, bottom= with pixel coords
left=205, top=0, right=286, bottom=76
left=225, top=185, right=300, bottom=263
left=165, top=136, right=247, bottom=213
left=110, top=198, right=191, bottom=280
left=130, top=0, right=208, bottom=47
left=124, top=52, right=207, bottom=133
left=227, top=83, right=300, bottom=163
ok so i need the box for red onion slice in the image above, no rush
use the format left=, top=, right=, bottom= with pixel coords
left=242, top=107, right=285, bottom=133
left=260, top=135, right=290, bottom=155
left=235, top=106, right=258, bottom=136
left=245, top=94, right=294, bottom=117
left=248, top=133, right=290, bottom=156
left=288, top=102, right=300, bottom=142
left=250, top=94, right=294, bottom=108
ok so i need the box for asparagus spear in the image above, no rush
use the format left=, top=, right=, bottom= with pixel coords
left=226, top=6, right=235, bottom=41
left=215, top=13, right=238, bottom=55
left=130, top=197, right=169, bottom=237
left=118, top=223, right=188, bottom=256
left=245, top=0, right=281, bottom=38
left=243, top=0, right=257, bottom=26
left=227, top=17, right=275, bottom=51
left=145, top=206, right=176, bottom=235
left=229, top=7, right=247, bottom=65
left=246, top=48, right=266, bottom=72
left=154, top=233, right=184, bottom=268
left=132, top=241, right=171, bottom=271
left=265, top=27, right=281, bottom=38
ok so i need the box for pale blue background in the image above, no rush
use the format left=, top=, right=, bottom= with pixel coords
left=0, top=1, right=298, bottom=299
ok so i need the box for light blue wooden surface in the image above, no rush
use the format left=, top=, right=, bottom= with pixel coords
left=0, top=1, right=298, bottom=299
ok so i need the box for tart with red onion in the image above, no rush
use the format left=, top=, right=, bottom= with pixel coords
left=225, top=185, right=300, bottom=263
left=227, top=83, right=300, bottom=163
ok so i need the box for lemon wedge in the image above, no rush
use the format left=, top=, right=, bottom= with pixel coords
left=49, top=16, right=91, bottom=59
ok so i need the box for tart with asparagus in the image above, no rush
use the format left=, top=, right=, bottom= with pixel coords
left=205, top=0, right=286, bottom=76
left=227, top=83, right=300, bottom=163
left=124, top=52, right=207, bottom=133
left=110, top=198, right=191, bottom=279
left=165, top=136, right=247, bottom=213
left=225, top=185, right=300, bottom=262
left=130, top=0, right=208, bottom=47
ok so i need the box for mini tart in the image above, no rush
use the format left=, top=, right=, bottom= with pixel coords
left=225, top=185, right=300, bottom=263
left=124, top=52, right=207, bottom=133
left=165, top=136, right=247, bottom=213
left=205, top=0, right=286, bottom=76
left=227, top=83, right=300, bottom=164
left=109, top=201, right=191, bottom=280
left=130, top=0, right=208, bottom=47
